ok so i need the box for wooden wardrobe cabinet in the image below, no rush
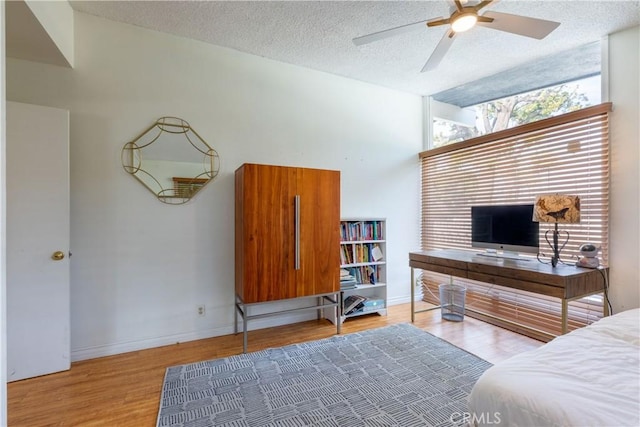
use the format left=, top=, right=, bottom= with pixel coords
left=235, top=163, right=341, bottom=304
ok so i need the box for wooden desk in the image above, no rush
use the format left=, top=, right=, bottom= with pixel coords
left=409, top=249, right=608, bottom=337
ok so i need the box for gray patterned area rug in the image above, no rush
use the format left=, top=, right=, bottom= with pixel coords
left=157, top=323, right=492, bottom=427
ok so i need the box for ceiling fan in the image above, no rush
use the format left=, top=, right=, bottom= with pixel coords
left=353, top=0, right=560, bottom=72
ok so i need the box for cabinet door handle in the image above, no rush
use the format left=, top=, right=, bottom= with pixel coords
left=295, top=194, right=300, bottom=270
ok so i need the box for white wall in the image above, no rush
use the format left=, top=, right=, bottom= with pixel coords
left=24, top=0, right=74, bottom=67
left=0, top=2, right=8, bottom=424
left=6, top=12, right=422, bottom=360
left=608, top=25, right=640, bottom=313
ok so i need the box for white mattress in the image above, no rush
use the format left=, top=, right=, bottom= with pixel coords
left=468, top=308, right=640, bottom=427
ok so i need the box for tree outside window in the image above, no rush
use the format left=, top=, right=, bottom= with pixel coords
left=433, top=75, right=601, bottom=148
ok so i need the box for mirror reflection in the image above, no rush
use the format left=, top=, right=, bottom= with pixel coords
left=122, top=117, right=220, bottom=204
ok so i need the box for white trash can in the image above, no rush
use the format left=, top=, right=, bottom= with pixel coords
left=439, top=283, right=466, bottom=322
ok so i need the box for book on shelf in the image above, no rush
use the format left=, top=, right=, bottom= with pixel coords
left=340, top=268, right=355, bottom=280
left=340, top=220, right=384, bottom=242
left=342, top=265, right=379, bottom=285
left=341, top=246, right=353, bottom=264
left=360, top=304, right=385, bottom=313
left=343, top=295, right=366, bottom=314
left=367, top=266, right=376, bottom=284
left=340, top=268, right=357, bottom=290
left=371, top=245, right=384, bottom=262
left=362, top=297, right=384, bottom=308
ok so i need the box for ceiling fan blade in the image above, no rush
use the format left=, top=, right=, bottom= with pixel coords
left=477, top=15, right=494, bottom=24
left=421, top=29, right=456, bottom=72
left=473, top=0, right=495, bottom=12
left=478, top=11, right=560, bottom=39
left=453, top=0, right=464, bottom=12
left=427, top=17, right=451, bottom=28
left=353, top=19, right=430, bottom=46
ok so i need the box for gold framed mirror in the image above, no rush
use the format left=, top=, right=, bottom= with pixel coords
left=122, top=117, right=220, bottom=204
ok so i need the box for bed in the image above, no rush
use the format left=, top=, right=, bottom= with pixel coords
left=469, top=308, right=640, bottom=427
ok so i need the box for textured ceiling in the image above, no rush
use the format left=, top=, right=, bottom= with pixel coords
left=68, top=1, right=639, bottom=99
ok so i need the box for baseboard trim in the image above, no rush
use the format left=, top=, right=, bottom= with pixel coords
left=70, top=326, right=231, bottom=362
left=70, top=311, right=323, bottom=362
left=71, top=299, right=420, bottom=362
left=387, top=293, right=422, bottom=306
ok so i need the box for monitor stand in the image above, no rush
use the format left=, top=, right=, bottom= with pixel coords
left=477, top=249, right=531, bottom=261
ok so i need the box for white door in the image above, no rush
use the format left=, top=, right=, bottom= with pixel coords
left=6, top=101, right=70, bottom=381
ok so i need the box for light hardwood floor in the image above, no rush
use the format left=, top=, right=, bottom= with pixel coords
left=8, top=303, right=543, bottom=426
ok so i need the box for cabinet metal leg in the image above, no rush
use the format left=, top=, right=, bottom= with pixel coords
left=234, top=302, right=238, bottom=335
left=243, top=310, right=248, bottom=353
left=236, top=293, right=339, bottom=353
left=336, top=292, right=341, bottom=334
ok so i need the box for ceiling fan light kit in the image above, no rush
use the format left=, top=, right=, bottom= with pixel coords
left=450, top=12, right=478, bottom=33
left=353, top=0, right=561, bottom=72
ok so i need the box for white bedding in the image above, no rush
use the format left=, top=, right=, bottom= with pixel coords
left=469, top=308, right=640, bottom=427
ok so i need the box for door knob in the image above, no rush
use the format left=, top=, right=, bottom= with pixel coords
left=52, top=251, right=65, bottom=261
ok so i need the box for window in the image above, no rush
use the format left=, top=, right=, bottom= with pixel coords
left=420, top=103, right=611, bottom=337
left=432, top=75, right=602, bottom=148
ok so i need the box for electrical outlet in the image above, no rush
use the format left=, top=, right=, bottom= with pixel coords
left=197, top=305, right=205, bottom=316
